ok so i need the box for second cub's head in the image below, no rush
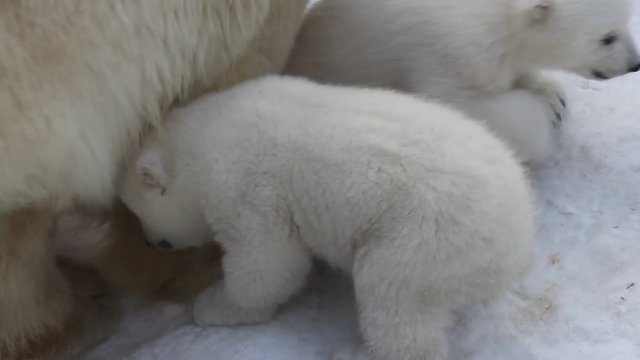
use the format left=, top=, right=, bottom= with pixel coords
left=118, top=138, right=211, bottom=251
left=517, top=0, right=640, bottom=80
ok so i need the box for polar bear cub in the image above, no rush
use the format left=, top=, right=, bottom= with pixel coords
left=287, top=0, right=640, bottom=165
left=118, top=76, right=534, bottom=360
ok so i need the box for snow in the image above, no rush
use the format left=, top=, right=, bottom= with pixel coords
left=83, top=6, right=640, bottom=360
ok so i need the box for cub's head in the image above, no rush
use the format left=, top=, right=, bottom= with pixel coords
left=519, top=0, right=640, bottom=80
left=118, top=142, right=211, bottom=250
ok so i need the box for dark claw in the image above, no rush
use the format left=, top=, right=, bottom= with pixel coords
left=156, top=240, right=174, bottom=250
left=592, top=70, right=608, bottom=80
left=553, top=111, right=561, bottom=127
left=559, top=96, right=566, bottom=108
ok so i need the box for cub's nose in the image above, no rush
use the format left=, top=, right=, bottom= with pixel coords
left=155, top=239, right=174, bottom=250
left=628, top=63, right=640, bottom=73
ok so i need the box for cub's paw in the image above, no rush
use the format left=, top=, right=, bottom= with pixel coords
left=516, top=73, right=567, bottom=127
left=192, top=284, right=275, bottom=327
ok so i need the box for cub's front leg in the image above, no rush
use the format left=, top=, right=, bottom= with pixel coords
left=515, top=72, right=568, bottom=127
left=192, top=211, right=312, bottom=327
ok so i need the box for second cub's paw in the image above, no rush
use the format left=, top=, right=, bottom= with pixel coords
left=516, top=73, right=567, bottom=127
left=192, top=284, right=275, bottom=327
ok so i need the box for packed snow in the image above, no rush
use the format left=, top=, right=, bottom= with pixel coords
left=83, top=5, right=640, bottom=360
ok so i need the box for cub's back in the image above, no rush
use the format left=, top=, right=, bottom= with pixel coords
left=286, top=0, right=508, bottom=91
left=166, top=76, right=522, bottom=201
left=168, top=76, right=519, bottom=178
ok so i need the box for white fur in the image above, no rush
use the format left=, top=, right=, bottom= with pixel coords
left=0, top=0, right=307, bottom=212
left=286, top=0, right=640, bottom=165
left=118, top=76, right=535, bottom=360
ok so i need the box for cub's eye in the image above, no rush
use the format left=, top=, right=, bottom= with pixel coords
left=601, top=33, right=618, bottom=46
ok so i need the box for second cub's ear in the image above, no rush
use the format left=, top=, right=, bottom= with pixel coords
left=135, top=148, right=167, bottom=188
left=527, top=0, right=553, bottom=24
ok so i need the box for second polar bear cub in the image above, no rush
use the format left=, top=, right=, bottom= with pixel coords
left=118, top=76, right=534, bottom=360
left=287, top=0, right=640, bottom=165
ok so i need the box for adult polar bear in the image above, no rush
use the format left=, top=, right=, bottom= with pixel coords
left=0, top=1, right=307, bottom=359
left=287, top=0, right=640, bottom=165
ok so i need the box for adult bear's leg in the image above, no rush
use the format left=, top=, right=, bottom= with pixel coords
left=0, top=209, right=118, bottom=360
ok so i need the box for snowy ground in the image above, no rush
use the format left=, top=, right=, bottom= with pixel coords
left=84, top=7, right=640, bottom=360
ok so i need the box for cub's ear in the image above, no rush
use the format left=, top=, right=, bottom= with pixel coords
left=526, top=0, right=553, bottom=24
left=135, top=148, right=167, bottom=188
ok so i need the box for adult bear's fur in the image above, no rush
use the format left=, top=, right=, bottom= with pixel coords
left=0, top=1, right=307, bottom=359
